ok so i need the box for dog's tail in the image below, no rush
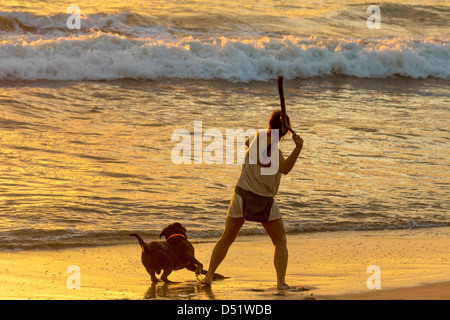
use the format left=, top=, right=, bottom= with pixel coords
left=129, top=233, right=146, bottom=249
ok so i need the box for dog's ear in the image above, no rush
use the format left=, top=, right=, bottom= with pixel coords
left=159, top=225, right=168, bottom=239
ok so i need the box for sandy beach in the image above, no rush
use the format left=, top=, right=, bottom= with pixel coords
left=1, top=226, right=449, bottom=300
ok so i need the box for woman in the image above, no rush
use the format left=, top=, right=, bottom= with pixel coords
left=202, top=110, right=304, bottom=289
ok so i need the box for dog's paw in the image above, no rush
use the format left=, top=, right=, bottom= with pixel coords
left=195, top=265, right=203, bottom=276
left=196, top=273, right=205, bottom=283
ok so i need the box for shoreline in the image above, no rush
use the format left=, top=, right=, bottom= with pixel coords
left=1, top=226, right=449, bottom=300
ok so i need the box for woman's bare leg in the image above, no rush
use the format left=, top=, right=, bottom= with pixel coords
left=202, top=216, right=245, bottom=285
left=262, top=218, right=290, bottom=289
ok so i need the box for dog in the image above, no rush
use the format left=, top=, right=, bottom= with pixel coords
left=130, top=222, right=225, bottom=283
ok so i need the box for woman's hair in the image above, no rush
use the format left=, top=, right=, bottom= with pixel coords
left=268, top=109, right=290, bottom=137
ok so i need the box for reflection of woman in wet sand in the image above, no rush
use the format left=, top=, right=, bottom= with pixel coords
left=202, top=109, right=304, bottom=289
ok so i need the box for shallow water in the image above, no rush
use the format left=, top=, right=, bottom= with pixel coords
left=0, top=77, right=448, bottom=249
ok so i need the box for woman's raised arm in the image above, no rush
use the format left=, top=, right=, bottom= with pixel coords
left=278, top=134, right=303, bottom=175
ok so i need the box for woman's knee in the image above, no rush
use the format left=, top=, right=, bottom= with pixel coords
left=263, top=219, right=287, bottom=246
left=272, top=232, right=287, bottom=247
left=221, top=217, right=244, bottom=244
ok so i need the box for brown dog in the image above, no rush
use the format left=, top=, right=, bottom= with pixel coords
left=130, top=222, right=225, bottom=283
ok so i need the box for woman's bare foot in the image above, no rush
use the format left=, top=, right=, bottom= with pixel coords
left=201, top=276, right=213, bottom=286
left=277, top=282, right=291, bottom=290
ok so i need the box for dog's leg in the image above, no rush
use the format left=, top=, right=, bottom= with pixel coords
left=183, top=254, right=204, bottom=275
left=160, top=267, right=175, bottom=283
left=186, top=262, right=203, bottom=276
left=147, top=268, right=159, bottom=283
left=160, top=259, right=175, bottom=284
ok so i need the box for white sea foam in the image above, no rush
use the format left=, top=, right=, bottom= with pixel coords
left=0, top=30, right=448, bottom=81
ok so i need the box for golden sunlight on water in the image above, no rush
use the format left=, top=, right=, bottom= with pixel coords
left=0, top=77, right=448, bottom=249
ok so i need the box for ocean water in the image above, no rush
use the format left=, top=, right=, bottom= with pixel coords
left=0, top=1, right=449, bottom=250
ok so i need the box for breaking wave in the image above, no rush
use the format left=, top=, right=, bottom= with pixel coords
left=0, top=31, right=448, bottom=82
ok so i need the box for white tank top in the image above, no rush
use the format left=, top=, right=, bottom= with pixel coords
left=236, top=133, right=282, bottom=197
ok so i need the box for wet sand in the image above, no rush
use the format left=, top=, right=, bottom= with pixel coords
left=1, top=226, right=449, bottom=300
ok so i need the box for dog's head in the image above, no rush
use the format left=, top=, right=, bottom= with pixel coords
left=159, top=222, right=187, bottom=240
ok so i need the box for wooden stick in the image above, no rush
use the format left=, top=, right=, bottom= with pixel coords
left=277, top=76, right=296, bottom=135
